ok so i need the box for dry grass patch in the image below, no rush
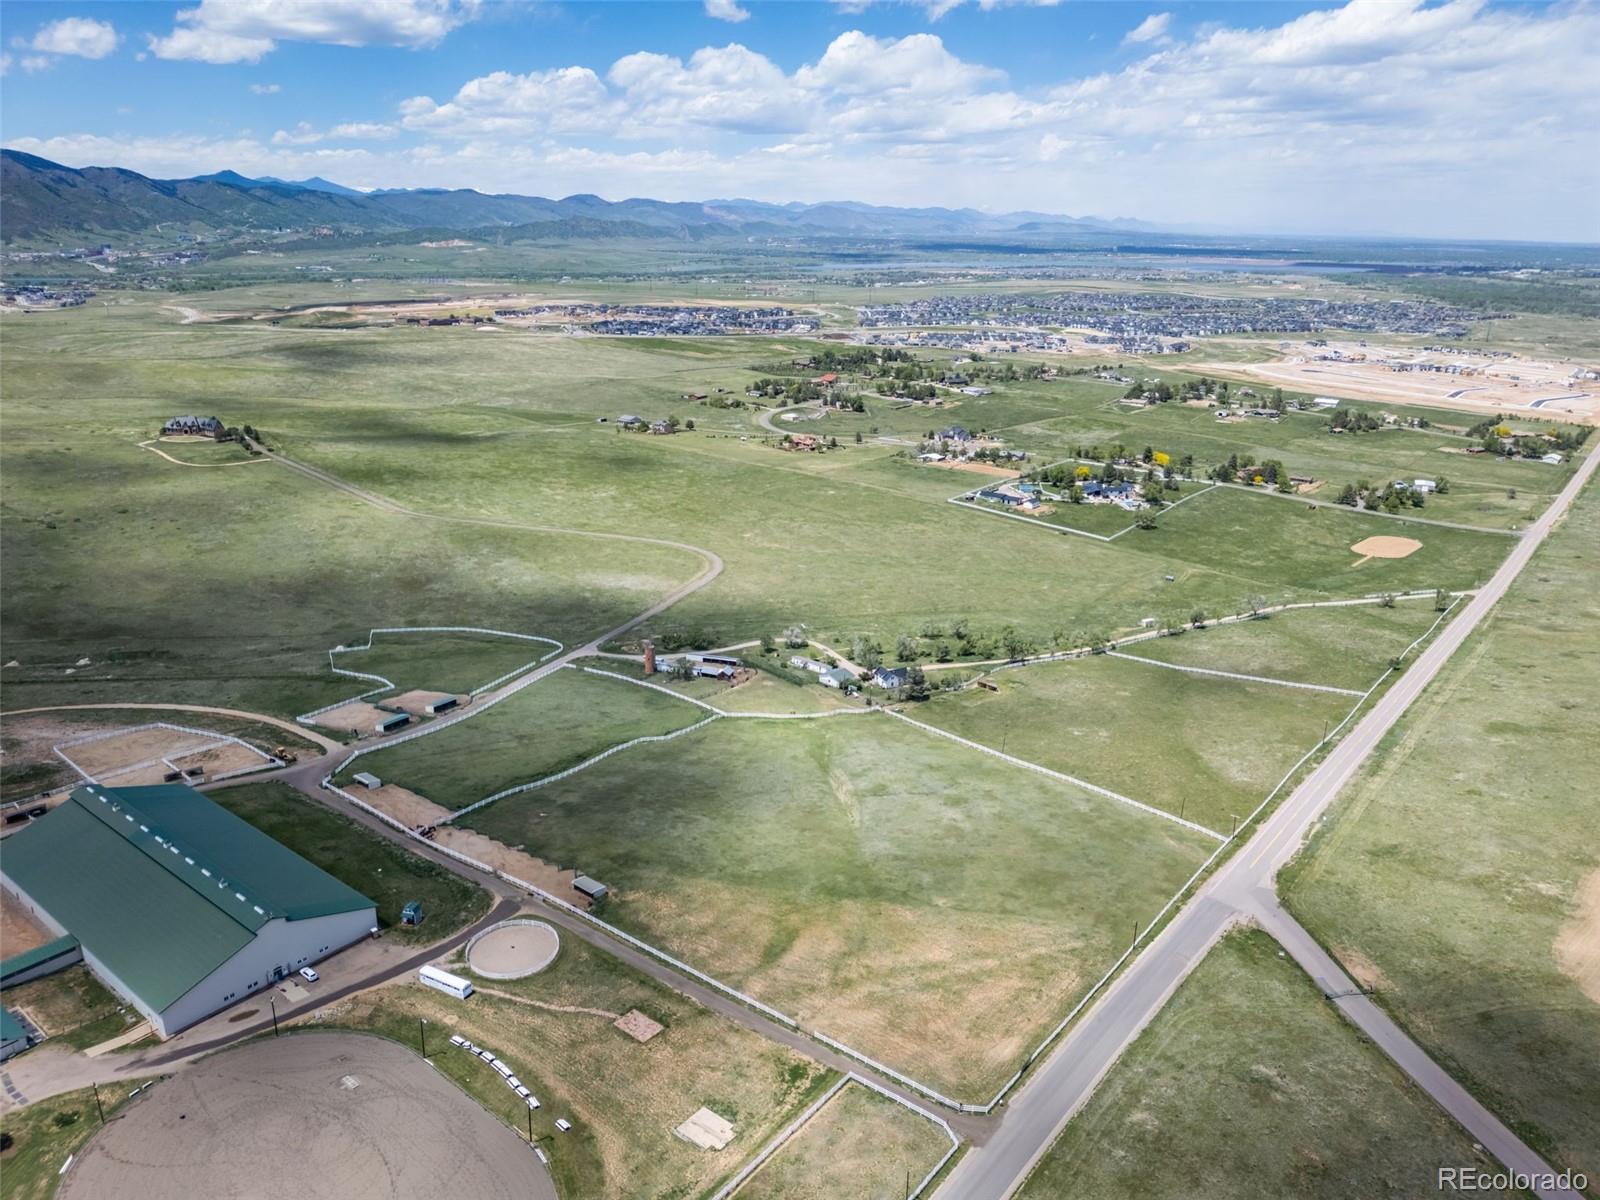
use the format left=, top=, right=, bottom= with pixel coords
left=736, top=1083, right=951, bottom=1200
left=308, top=930, right=831, bottom=1200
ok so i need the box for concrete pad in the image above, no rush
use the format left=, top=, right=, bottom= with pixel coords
left=674, top=1106, right=736, bottom=1151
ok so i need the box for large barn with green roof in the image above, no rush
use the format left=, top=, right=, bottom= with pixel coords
left=0, top=783, right=376, bottom=1038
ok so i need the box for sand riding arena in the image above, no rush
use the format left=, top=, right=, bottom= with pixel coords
left=467, top=918, right=561, bottom=979
left=58, top=1033, right=551, bottom=1200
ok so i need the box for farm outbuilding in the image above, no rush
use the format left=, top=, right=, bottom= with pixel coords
left=0, top=784, right=376, bottom=1039
left=573, top=875, right=609, bottom=901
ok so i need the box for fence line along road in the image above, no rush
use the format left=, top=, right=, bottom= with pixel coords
left=1105, top=651, right=1366, bottom=696
left=886, top=709, right=1227, bottom=843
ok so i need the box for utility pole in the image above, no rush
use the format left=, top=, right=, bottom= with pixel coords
left=92, top=1082, right=105, bottom=1125
left=527, top=1106, right=533, bottom=1143
left=269, top=998, right=279, bottom=1037
left=419, top=1018, right=428, bottom=1059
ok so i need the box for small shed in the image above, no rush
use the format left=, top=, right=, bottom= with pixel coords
left=376, top=713, right=411, bottom=734
left=425, top=696, right=459, bottom=715
left=573, top=875, right=609, bottom=901
left=353, top=771, right=383, bottom=789
left=401, top=900, right=425, bottom=927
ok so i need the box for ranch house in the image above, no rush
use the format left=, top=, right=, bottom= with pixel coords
left=162, top=415, right=225, bottom=439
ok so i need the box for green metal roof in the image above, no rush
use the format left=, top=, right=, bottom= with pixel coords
left=0, top=785, right=373, bottom=1014
left=1, top=1008, right=26, bottom=1043
left=0, top=934, right=79, bottom=983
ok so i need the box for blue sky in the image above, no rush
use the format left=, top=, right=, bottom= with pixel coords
left=3, top=0, right=1597, bottom=241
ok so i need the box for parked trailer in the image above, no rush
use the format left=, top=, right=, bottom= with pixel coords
left=418, top=964, right=474, bottom=1000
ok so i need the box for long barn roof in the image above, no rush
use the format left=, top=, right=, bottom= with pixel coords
left=1, top=785, right=372, bottom=1013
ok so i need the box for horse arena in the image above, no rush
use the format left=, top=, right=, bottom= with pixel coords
left=467, top=919, right=561, bottom=979
left=58, top=1034, right=551, bottom=1200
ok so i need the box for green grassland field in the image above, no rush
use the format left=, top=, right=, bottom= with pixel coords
left=1015, top=929, right=1516, bottom=1200
left=1281, top=465, right=1600, bottom=1180
left=336, top=666, right=709, bottom=809
left=453, top=712, right=1218, bottom=1099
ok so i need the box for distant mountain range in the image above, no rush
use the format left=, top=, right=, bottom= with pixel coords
left=0, top=149, right=1164, bottom=246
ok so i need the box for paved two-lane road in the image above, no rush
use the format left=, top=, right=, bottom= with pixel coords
left=939, top=444, right=1599, bottom=1200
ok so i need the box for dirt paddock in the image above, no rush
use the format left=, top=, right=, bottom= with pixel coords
left=389, top=689, right=463, bottom=717
left=313, top=701, right=398, bottom=734
left=58, top=1033, right=553, bottom=1200
left=0, top=886, right=53, bottom=957
left=1351, top=535, right=1422, bottom=563
left=353, top=785, right=590, bottom=909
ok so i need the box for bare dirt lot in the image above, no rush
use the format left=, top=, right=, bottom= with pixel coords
left=930, top=459, right=1019, bottom=477
left=56, top=727, right=218, bottom=779
left=1351, top=535, right=1423, bottom=564
left=0, top=886, right=53, bottom=957
left=313, top=701, right=398, bottom=734
left=58, top=1032, right=553, bottom=1200
left=165, top=741, right=273, bottom=779
left=389, top=689, right=462, bottom=717
left=1201, top=342, right=1600, bottom=423
left=357, top=784, right=591, bottom=909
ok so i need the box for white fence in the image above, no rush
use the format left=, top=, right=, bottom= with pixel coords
left=53, top=721, right=282, bottom=785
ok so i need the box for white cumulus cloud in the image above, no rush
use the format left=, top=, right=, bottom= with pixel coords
left=250, top=82, right=282, bottom=94
left=150, top=0, right=478, bottom=63
left=30, top=17, right=120, bottom=59
left=704, top=0, right=751, bottom=23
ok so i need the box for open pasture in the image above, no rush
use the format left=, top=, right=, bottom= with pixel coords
left=0, top=341, right=700, bottom=719
left=1016, top=930, right=1516, bottom=1200
left=915, top=653, right=1356, bottom=833
left=0, top=300, right=1531, bottom=700
left=1126, top=600, right=1446, bottom=692
left=458, top=714, right=1217, bottom=1099
left=316, top=925, right=832, bottom=1200
left=1283, top=473, right=1600, bottom=1180
left=332, top=629, right=557, bottom=697
left=338, top=666, right=707, bottom=810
